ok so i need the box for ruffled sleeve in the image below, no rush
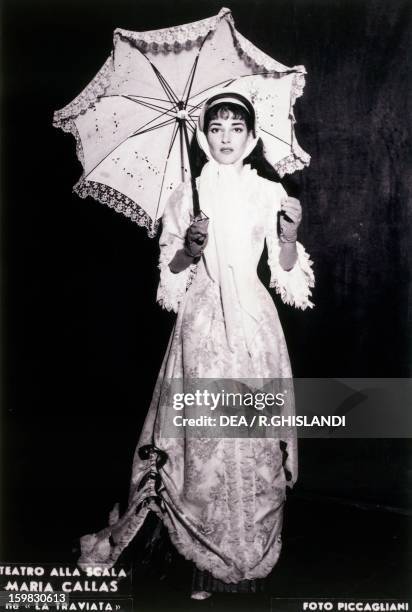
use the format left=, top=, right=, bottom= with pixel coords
left=265, top=183, right=315, bottom=310
left=156, top=182, right=198, bottom=313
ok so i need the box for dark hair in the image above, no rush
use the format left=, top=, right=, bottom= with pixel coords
left=203, top=102, right=254, bottom=134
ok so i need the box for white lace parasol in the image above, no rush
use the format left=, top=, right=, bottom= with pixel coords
left=53, top=7, right=310, bottom=237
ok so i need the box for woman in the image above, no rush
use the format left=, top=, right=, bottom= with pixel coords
left=78, top=90, right=314, bottom=599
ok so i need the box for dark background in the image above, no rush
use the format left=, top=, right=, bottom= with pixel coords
left=1, top=0, right=411, bottom=607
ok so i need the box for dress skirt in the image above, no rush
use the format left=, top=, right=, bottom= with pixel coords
left=78, top=260, right=297, bottom=584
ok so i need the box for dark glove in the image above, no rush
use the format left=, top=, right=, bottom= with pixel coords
left=279, top=197, right=302, bottom=243
left=184, top=216, right=209, bottom=259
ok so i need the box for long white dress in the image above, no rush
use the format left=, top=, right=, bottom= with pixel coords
left=78, top=169, right=314, bottom=583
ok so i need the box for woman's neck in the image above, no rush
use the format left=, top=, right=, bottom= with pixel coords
left=214, top=160, right=244, bottom=174
left=232, top=160, right=244, bottom=174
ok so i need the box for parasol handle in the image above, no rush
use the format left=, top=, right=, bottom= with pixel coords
left=181, top=119, right=201, bottom=218
left=190, top=178, right=201, bottom=219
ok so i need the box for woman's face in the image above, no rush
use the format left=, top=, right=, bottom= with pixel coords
left=206, top=112, right=252, bottom=165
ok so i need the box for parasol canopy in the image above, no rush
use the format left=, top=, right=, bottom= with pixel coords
left=53, top=7, right=310, bottom=237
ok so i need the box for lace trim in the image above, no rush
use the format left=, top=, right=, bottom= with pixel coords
left=274, top=154, right=309, bottom=178
left=113, top=8, right=305, bottom=81
left=269, top=241, right=315, bottom=309
left=114, top=7, right=232, bottom=50
left=222, top=440, right=243, bottom=569
left=291, top=72, right=306, bottom=104
left=239, top=439, right=256, bottom=547
left=186, top=264, right=198, bottom=293
left=285, top=73, right=311, bottom=174
left=53, top=55, right=114, bottom=125
left=156, top=256, right=198, bottom=312
left=54, top=119, right=85, bottom=168
left=234, top=30, right=302, bottom=76
left=74, top=178, right=159, bottom=237
left=291, top=138, right=311, bottom=167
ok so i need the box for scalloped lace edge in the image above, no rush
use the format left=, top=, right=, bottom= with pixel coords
left=156, top=255, right=198, bottom=312
left=53, top=55, right=113, bottom=124
left=53, top=118, right=85, bottom=167
left=114, top=7, right=232, bottom=48
left=114, top=8, right=306, bottom=77
left=73, top=178, right=159, bottom=237
left=269, top=241, right=315, bottom=309
left=274, top=153, right=310, bottom=178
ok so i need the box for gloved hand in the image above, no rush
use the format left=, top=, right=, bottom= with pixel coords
left=184, top=216, right=209, bottom=259
left=279, top=197, right=302, bottom=243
